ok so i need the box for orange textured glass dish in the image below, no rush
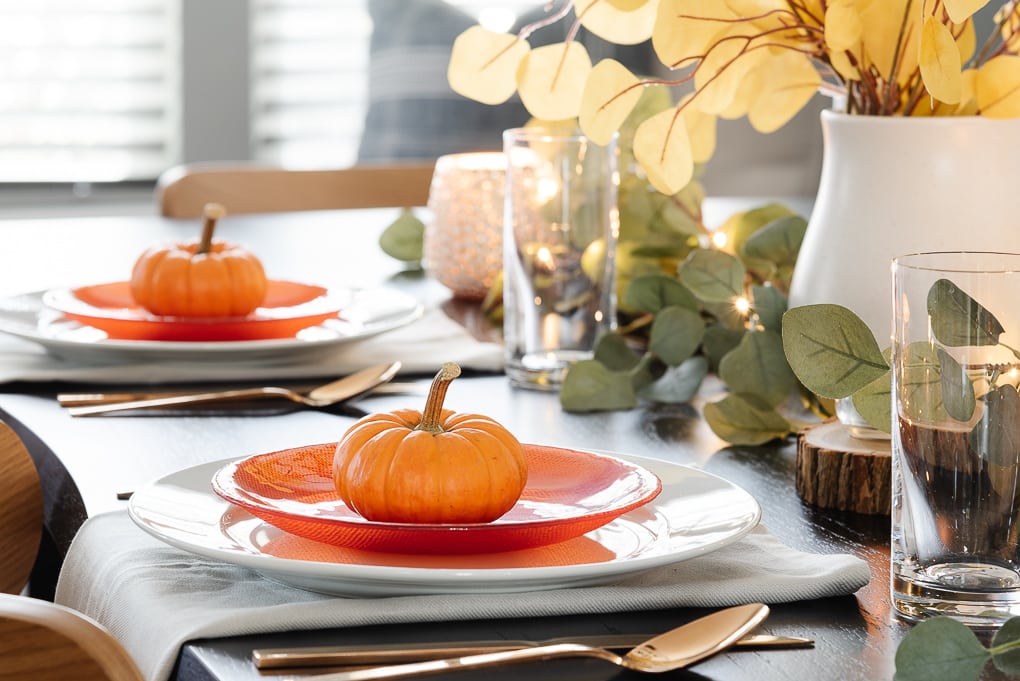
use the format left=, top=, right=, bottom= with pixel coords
left=43, top=281, right=344, bottom=341
left=211, top=443, right=662, bottom=554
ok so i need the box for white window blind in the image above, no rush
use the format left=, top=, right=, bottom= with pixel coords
left=0, top=0, right=177, bottom=182
left=249, top=0, right=540, bottom=170
left=250, top=0, right=371, bottom=169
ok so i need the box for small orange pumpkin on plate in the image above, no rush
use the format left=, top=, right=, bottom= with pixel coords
left=333, top=362, right=528, bottom=524
left=130, top=203, right=268, bottom=317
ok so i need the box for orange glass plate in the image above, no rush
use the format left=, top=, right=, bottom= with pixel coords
left=42, top=280, right=346, bottom=341
left=211, top=443, right=662, bottom=554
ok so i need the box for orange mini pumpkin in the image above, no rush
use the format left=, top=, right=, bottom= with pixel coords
left=130, top=203, right=268, bottom=317
left=333, top=362, right=528, bottom=524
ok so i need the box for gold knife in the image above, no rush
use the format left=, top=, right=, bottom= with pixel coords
left=252, top=633, right=813, bottom=669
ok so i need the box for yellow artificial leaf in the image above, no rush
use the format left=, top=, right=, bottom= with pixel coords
left=977, top=55, right=1020, bottom=118
left=998, top=3, right=1020, bottom=52
left=608, top=0, right=650, bottom=8
left=944, top=0, right=990, bottom=24
left=575, top=0, right=659, bottom=45
left=447, top=26, right=530, bottom=105
left=517, top=42, right=593, bottom=121
left=693, top=26, right=765, bottom=114
left=824, top=0, right=862, bottom=52
left=956, top=17, right=976, bottom=64
left=652, top=0, right=735, bottom=68
left=919, top=16, right=962, bottom=104
left=579, top=59, right=644, bottom=145
left=829, top=49, right=858, bottom=82
left=678, top=95, right=717, bottom=162
left=717, top=71, right=760, bottom=119
left=725, top=0, right=788, bottom=20
left=798, top=0, right=825, bottom=21
left=859, top=0, right=918, bottom=82
left=955, top=68, right=979, bottom=115
left=746, top=51, right=821, bottom=133
left=524, top=117, right=578, bottom=133
left=634, top=107, right=694, bottom=195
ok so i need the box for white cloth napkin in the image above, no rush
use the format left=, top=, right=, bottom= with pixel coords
left=0, top=305, right=503, bottom=384
left=56, top=511, right=870, bottom=681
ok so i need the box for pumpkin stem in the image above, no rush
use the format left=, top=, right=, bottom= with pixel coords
left=197, top=203, right=226, bottom=255
left=415, top=362, right=461, bottom=433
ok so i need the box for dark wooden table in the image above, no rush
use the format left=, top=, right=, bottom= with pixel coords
left=0, top=206, right=1007, bottom=681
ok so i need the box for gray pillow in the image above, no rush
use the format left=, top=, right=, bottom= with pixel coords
left=356, top=0, right=655, bottom=163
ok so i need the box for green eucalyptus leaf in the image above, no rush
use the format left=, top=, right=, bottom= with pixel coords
left=678, top=249, right=746, bottom=303
left=899, top=342, right=948, bottom=422
left=379, top=209, right=425, bottom=263
left=622, top=275, right=699, bottom=314
left=936, top=348, right=976, bottom=422
left=893, top=617, right=989, bottom=681
left=851, top=369, right=892, bottom=433
left=629, top=242, right=690, bottom=259
left=703, top=393, right=792, bottom=446
left=741, top=214, right=807, bottom=267
left=639, top=356, right=709, bottom=404
left=702, top=299, right=748, bottom=330
left=718, top=330, right=797, bottom=407
left=629, top=354, right=663, bottom=393
left=719, top=202, right=795, bottom=256
left=751, top=284, right=787, bottom=332
left=969, top=384, right=1020, bottom=469
left=782, top=304, right=889, bottom=399
left=702, top=326, right=745, bottom=372
left=594, top=333, right=641, bottom=371
left=927, top=278, right=1004, bottom=347
left=560, top=361, right=637, bottom=413
left=648, top=306, right=706, bottom=366
left=991, top=616, right=1020, bottom=675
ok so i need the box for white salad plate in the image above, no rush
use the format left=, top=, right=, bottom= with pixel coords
left=128, top=451, right=761, bottom=597
left=0, top=286, right=422, bottom=363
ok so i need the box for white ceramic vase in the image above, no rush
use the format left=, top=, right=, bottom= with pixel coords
left=788, top=110, right=1020, bottom=344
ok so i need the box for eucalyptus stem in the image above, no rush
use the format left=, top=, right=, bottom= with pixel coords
left=197, top=202, right=226, bottom=255
left=987, top=637, right=1020, bottom=657
left=415, top=362, right=461, bottom=434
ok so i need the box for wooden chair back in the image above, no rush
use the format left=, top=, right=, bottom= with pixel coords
left=0, top=593, right=144, bottom=681
left=0, top=424, right=144, bottom=680
left=156, top=162, right=436, bottom=218
left=0, top=421, right=42, bottom=595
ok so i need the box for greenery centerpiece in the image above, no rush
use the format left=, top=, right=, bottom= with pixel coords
left=438, top=0, right=1020, bottom=447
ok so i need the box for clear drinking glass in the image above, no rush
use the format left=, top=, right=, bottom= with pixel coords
left=501, top=127, right=618, bottom=390
left=891, top=251, right=1020, bottom=627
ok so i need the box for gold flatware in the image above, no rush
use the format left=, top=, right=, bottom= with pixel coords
left=253, top=632, right=812, bottom=669
left=63, top=361, right=402, bottom=417
left=58, top=380, right=419, bottom=408
left=272, top=603, right=770, bottom=680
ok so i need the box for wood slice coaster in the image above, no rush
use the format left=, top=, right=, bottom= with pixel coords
left=795, top=420, right=891, bottom=516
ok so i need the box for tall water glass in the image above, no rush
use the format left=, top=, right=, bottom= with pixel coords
left=501, top=127, right=618, bottom=390
left=891, top=251, right=1020, bottom=627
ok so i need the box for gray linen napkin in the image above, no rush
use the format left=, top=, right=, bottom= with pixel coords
left=0, top=306, right=502, bottom=384
left=55, top=511, right=870, bottom=681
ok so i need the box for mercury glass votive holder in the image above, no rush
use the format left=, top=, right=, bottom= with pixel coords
left=424, top=152, right=506, bottom=300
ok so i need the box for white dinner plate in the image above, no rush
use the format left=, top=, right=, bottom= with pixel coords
left=0, top=286, right=423, bottom=363
left=128, top=451, right=761, bottom=597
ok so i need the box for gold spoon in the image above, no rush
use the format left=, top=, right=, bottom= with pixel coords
left=276, top=603, right=769, bottom=680
left=64, top=361, right=402, bottom=417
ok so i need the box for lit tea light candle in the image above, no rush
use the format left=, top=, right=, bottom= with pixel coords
left=424, top=152, right=506, bottom=300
